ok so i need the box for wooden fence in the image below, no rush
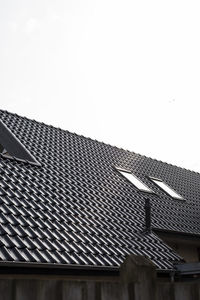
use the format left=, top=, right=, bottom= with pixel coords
left=0, top=255, right=199, bottom=300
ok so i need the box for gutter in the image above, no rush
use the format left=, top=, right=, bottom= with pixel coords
left=0, top=261, right=120, bottom=276
left=175, top=262, right=200, bottom=275
left=0, top=260, right=174, bottom=277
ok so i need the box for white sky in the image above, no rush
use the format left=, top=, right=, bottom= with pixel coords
left=1, top=0, right=200, bottom=172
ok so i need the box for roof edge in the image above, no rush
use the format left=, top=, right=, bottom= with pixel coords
left=0, top=261, right=119, bottom=276
left=0, top=260, right=119, bottom=271
left=0, top=260, right=172, bottom=276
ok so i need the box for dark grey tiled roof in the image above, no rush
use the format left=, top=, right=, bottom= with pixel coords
left=0, top=110, right=199, bottom=270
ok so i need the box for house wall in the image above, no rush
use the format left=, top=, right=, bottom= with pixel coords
left=155, top=232, right=200, bottom=263
left=168, top=243, right=199, bottom=262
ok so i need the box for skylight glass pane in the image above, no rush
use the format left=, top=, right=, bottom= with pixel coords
left=117, top=169, right=153, bottom=192
left=151, top=178, right=183, bottom=200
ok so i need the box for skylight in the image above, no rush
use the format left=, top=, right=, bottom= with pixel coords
left=116, top=168, right=153, bottom=193
left=0, top=120, right=40, bottom=165
left=150, top=177, right=184, bottom=200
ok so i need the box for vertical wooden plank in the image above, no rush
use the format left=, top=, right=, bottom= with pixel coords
left=120, top=255, right=157, bottom=300
left=156, top=283, right=175, bottom=300
left=15, top=279, right=39, bottom=300
left=120, top=283, right=129, bottom=300
left=0, top=279, right=15, bottom=300
left=127, top=282, right=135, bottom=300
left=84, top=281, right=96, bottom=300
left=197, top=283, right=200, bottom=300
left=38, top=280, right=62, bottom=300
left=101, top=282, right=127, bottom=300
left=95, top=282, right=102, bottom=300
left=62, top=281, right=83, bottom=300
left=174, top=283, right=199, bottom=300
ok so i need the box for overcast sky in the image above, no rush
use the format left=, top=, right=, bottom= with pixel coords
left=1, top=0, right=200, bottom=172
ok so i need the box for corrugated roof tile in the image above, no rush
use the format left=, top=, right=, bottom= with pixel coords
left=0, top=109, right=198, bottom=270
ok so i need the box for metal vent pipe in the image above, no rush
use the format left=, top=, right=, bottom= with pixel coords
left=145, top=198, right=151, bottom=233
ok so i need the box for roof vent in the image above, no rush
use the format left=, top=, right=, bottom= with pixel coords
left=0, top=120, right=40, bottom=166
left=144, top=198, right=151, bottom=234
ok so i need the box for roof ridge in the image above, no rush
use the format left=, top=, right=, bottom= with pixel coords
left=0, top=108, right=199, bottom=177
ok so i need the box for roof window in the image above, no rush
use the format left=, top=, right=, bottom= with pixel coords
left=0, top=120, right=40, bottom=165
left=0, top=144, right=11, bottom=157
left=116, top=168, right=153, bottom=193
left=150, top=177, right=183, bottom=200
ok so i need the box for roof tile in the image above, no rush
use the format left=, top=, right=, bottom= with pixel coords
left=0, top=110, right=198, bottom=270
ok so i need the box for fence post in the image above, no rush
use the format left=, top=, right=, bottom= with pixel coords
left=120, top=255, right=157, bottom=300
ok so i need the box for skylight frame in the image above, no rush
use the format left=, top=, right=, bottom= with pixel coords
left=116, top=167, right=153, bottom=193
left=149, top=176, right=184, bottom=200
